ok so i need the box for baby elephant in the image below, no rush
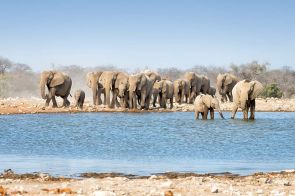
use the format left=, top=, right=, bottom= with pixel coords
left=194, top=94, right=224, bottom=120
left=74, top=90, right=85, bottom=109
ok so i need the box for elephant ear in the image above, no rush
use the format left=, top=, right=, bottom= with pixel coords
left=202, top=95, right=212, bottom=108
left=224, top=74, right=233, bottom=86
left=138, top=74, right=147, bottom=91
left=50, top=72, right=65, bottom=87
left=249, top=80, right=263, bottom=100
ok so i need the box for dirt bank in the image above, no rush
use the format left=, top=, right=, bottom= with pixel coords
left=0, top=97, right=294, bottom=115
left=0, top=170, right=294, bottom=195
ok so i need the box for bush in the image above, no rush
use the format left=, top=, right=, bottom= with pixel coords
left=261, top=83, right=283, bottom=98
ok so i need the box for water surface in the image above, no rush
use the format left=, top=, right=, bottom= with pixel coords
left=0, top=112, right=294, bottom=176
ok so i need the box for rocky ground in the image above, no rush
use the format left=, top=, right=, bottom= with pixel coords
left=0, top=170, right=294, bottom=195
left=0, top=97, right=295, bottom=115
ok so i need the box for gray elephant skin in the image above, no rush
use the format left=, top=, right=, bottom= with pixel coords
left=152, top=79, right=174, bottom=109
left=144, top=71, right=161, bottom=107
left=208, top=86, right=216, bottom=97
left=216, top=73, right=239, bottom=102
left=99, top=71, right=121, bottom=108
left=173, top=79, right=189, bottom=104
left=86, top=71, right=104, bottom=105
left=194, top=94, right=224, bottom=120
left=200, top=75, right=210, bottom=94
left=74, top=89, right=85, bottom=109
left=40, top=71, right=72, bottom=108
left=184, top=72, right=202, bottom=103
left=129, top=73, right=153, bottom=110
left=231, top=79, right=263, bottom=120
left=114, top=72, right=130, bottom=108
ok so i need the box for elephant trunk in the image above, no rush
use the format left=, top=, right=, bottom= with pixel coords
left=91, top=85, right=98, bottom=105
left=40, top=78, right=47, bottom=99
left=105, top=84, right=111, bottom=107
left=216, top=105, right=225, bottom=119
left=129, top=91, right=136, bottom=109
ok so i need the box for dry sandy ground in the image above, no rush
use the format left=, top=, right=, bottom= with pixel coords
left=0, top=97, right=295, bottom=115
left=0, top=171, right=295, bottom=195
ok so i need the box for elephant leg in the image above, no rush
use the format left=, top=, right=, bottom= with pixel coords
left=52, top=96, right=58, bottom=108
left=187, top=90, right=191, bottom=103
left=115, top=96, right=121, bottom=108
left=158, top=95, right=162, bottom=108
left=180, top=90, right=185, bottom=104
left=119, top=97, right=125, bottom=108
left=231, top=104, right=238, bottom=119
left=201, top=112, right=206, bottom=120
left=177, top=94, right=181, bottom=105
left=195, top=111, right=199, bottom=120
left=203, top=108, right=208, bottom=120
left=133, top=95, right=137, bottom=109
left=45, top=98, right=51, bottom=107
left=93, top=93, right=97, bottom=106
left=249, top=99, right=255, bottom=120
left=111, top=90, right=120, bottom=108
left=228, top=93, right=233, bottom=102
left=163, top=95, right=167, bottom=109
left=170, top=98, right=173, bottom=109
left=243, top=106, right=249, bottom=120
left=62, top=97, right=70, bottom=107
left=189, top=89, right=195, bottom=104
left=103, top=90, right=107, bottom=105
left=210, top=108, right=214, bottom=119
left=49, top=89, right=58, bottom=108
left=152, top=93, right=158, bottom=107
left=140, top=90, right=147, bottom=109
left=97, top=89, right=103, bottom=105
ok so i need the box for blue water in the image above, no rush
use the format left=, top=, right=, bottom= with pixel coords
left=0, top=112, right=294, bottom=176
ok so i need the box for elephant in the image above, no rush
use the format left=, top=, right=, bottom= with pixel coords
left=194, top=94, right=224, bottom=120
left=208, top=86, right=216, bottom=97
left=113, top=72, right=129, bottom=108
left=152, top=79, right=174, bottom=109
left=144, top=70, right=161, bottom=106
left=184, top=72, right=202, bottom=103
left=86, top=71, right=103, bottom=105
left=231, top=79, right=263, bottom=120
left=129, top=73, right=153, bottom=109
left=40, top=71, right=72, bottom=108
left=216, top=73, right=239, bottom=102
left=200, top=75, right=210, bottom=94
left=74, top=89, right=85, bottom=109
left=173, top=79, right=190, bottom=104
left=99, top=71, right=121, bottom=108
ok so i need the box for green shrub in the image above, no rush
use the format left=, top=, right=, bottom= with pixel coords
left=261, top=83, right=283, bottom=98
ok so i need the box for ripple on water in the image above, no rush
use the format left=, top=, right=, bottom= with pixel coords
left=0, top=112, right=294, bottom=176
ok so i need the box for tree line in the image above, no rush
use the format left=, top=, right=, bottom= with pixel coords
left=0, top=56, right=294, bottom=98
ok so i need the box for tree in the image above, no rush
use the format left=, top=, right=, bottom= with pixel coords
left=261, top=83, right=283, bottom=98
left=0, top=57, right=12, bottom=75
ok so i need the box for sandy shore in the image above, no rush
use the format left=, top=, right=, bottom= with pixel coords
left=0, top=170, right=294, bottom=195
left=0, top=97, right=295, bottom=115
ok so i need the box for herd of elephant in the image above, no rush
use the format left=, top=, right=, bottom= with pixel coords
left=39, top=70, right=264, bottom=120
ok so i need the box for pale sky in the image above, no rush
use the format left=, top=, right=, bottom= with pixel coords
left=0, top=0, right=295, bottom=71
